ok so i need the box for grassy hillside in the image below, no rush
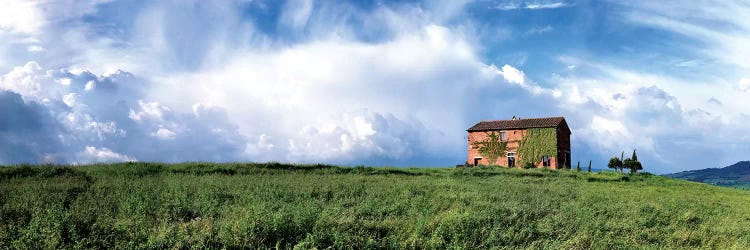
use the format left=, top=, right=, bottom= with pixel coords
left=2, top=163, right=750, bottom=249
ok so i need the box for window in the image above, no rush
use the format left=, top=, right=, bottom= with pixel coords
left=500, top=131, right=507, bottom=141
left=507, top=152, right=516, bottom=167
left=542, top=156, right=551, bottom=167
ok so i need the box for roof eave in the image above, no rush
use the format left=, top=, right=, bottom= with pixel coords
left=467, top=125, right=558, bottom=132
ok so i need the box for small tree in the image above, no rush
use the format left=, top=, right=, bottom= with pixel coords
left=625, top=159, right=643, bottom=174
left=620, top=151, right=625, bottom=172
left=625, top=149, right=643, bottom=173
left=587, top=160, right=592, bottom=173
left=622, top=158, right=632, bottom=173
left=576, top=161, right=581, bottom=172
left=608, top=157, right=622, bottom=172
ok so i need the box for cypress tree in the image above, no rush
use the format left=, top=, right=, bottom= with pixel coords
left=587, top=160, right=592, bottom=172
left=576, top=161, right=581, bottom=172
left=627, top=149, right=643, bottom=173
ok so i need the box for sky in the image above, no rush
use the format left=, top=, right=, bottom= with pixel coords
left=1, top=0, right=749, bottom=173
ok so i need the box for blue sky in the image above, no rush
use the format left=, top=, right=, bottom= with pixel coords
left=1, top=0, right=749, bottom=173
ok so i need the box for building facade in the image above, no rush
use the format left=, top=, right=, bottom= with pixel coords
left=466, top=116, right=571, bottom=169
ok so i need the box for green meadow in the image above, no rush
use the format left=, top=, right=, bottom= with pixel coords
left=1, top=162, right=750, bottom=249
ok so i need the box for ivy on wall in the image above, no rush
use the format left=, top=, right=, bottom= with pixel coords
left=517, top=128, right=557, bottom=166
left=472, top=132, right=507, bottom=165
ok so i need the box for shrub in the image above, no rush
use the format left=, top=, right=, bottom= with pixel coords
left=523, top=162, right=536, bottom=169
left=608, top=157, right=622, bottom=172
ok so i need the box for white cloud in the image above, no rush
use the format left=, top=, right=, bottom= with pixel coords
left=3, top=0, right=748, bottom=173
left=129, top=100, right=170, bottom=122
left=0, top=61, right=45, bottom=98
left=524, top=25, right=553, bottom=36
left=152, top=128, right=176, bottom=140
left=500, top=64, right=526, bottom=85
left=613, top=1, right=750, bottom=69
left=27, top=45, right=45, bottom=52
left=42, top=1, right=570, bottom=165
left=63, top=113, right=124, bottom=141
left=280, top=0, right=314, bottom=31
left=707, top=97, right=722, bottom=106
left=552, top=56, right=750, bottom=172
left=84, top=80, right=95, bottom=91
left=153, top=24, right=499, bottom=163
left=590, top=116, right=626, bottom=136
left=62, top=92, right=78, bottom=107
left=0, top=0, right=561, bottom=166
left=0, top=0, right=44, bottom=34
left=0, top=63, right=247, bottom=164
left=481, top=64, right=559, bottom=96
left=256, top=134, right=274, bottom=151
left=76, top=146, right=135, bottom=164
left=739, top=78, right=750, bottom=92
left=583, top=116, right=632, bottom=152
left=58, top=78, right=71, bottom=86
left=497, top=2, right=570, bottom=11
left=526, top=2, right=568, bottom=9
left=0, top=0, right=117, bottom=72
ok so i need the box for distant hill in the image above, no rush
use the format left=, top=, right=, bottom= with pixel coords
left=665, top=161, right=750, bottom=188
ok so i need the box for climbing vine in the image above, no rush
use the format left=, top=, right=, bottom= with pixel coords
left=517, top=128, right=557, bottom=166
left=472, top=132, right=507, bottom=165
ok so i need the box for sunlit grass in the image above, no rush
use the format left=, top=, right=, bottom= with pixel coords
left=1, top=162, right=749, bottom=249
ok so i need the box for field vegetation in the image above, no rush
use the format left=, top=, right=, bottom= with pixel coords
left=2, top=162, right=750, bottom=249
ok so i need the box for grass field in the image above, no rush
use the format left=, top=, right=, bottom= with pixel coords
left=2, top=162, right=750, bottom=249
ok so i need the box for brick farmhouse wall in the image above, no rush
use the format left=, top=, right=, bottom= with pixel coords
left=467, top=125, right=570, bottom=169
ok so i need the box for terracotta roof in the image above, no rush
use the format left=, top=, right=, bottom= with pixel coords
left=467, top=117, right=566, bottom=131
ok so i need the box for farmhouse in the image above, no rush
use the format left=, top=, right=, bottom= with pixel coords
left=467, top=116, right=571, bottom=169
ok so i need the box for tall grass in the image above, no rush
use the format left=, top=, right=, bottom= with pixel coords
left=1, top=162, right=749, bottom=249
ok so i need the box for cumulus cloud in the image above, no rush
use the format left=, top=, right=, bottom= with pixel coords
left=0, top=90, right=63, bottom=164
left=481, top=64, right=560, bottom=97
left=152, top=128, right=176, bottom=140
left=0, top=0, right=44, bottom=34
left=0, top=0, right=561, bottom=166
left=151, top=23, right=546, bottom=165
left=76, top=146, right=135, bottom=164
left=0, top=62, right=247, bottom=164
left=552, top=56, right=750, bottom=173
left=500, top=64, right=526, bottom=85
left=2, top=0, right=749, bottom=173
